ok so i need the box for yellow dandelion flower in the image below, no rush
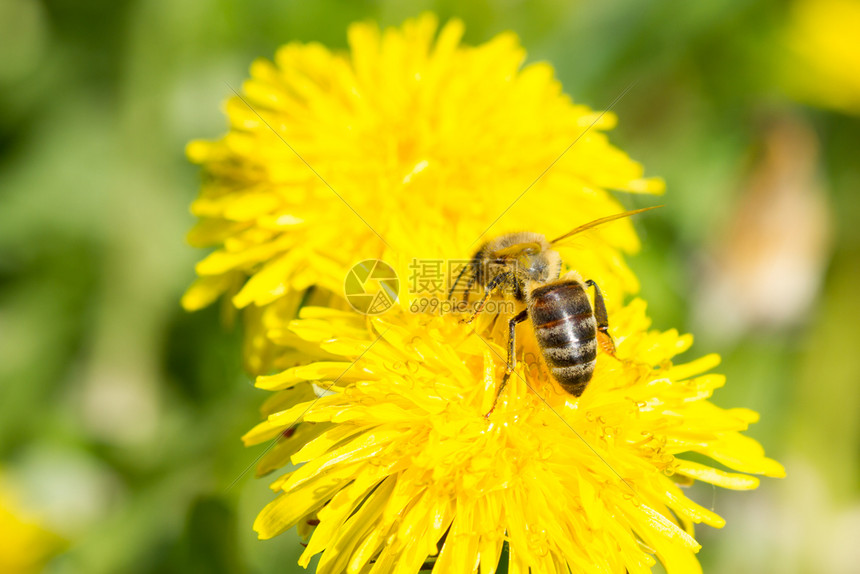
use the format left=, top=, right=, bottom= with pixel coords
left=783, top=0, right=860, bottom=114
left=184, top=12, right=782, bottom=572
left=243, top=298, right=783, bottom=574
left=183, top=13, right=663, bottom=374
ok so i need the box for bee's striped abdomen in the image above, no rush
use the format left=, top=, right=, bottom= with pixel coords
left=528, top=280, right=597, bottom=396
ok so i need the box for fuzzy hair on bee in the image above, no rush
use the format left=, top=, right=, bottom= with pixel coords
left=467, top=232, right=561, bottom=302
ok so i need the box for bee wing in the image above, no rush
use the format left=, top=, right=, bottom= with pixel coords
left=549, top=206, right=662, bottom=245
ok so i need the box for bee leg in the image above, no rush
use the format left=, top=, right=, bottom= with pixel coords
left=461, top=272, right=512, bottom=324
left=486, top=309, right=529, bottom=417
left=447, top=263, right=470, bottom=301
left=461, top=274, right=477, bottom=307
left=585, top=279, right=618, bottom=358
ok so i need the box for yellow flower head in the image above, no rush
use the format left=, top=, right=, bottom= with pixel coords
left=185, top=13, right=782, bottom=573
left=183, top=14, right=663, bottom=373
left=244, top=300, right=783, bottom=574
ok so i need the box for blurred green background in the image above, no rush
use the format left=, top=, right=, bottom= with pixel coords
left=1, top=0, right=858, bottom=572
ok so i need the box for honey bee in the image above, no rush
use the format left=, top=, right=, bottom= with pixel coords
left=449, top=207, right=659, bottom=414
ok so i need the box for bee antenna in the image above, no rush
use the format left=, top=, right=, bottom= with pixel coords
left=549, top=205, right=663, bottom=245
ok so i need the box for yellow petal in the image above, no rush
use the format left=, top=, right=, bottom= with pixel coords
left=674, top=459, right=760, bottom=490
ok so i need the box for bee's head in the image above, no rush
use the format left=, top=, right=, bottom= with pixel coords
left=493, top=238, right=561, bottom=284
